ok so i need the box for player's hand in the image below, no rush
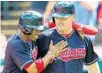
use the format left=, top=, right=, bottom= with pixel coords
left=48, top=40, right=68, bottom=58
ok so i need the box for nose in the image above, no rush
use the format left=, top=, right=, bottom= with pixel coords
left=57, top=18, right=65, bottom=21
left=58, top=18, right=65, bottom=24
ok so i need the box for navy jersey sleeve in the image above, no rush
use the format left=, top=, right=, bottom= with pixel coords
left=8, top=41, right=33, bottom=70
left=83, top=37, right=100, bottom=65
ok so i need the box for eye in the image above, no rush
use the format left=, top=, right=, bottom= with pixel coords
left=63, top=18, right=68, bottom=21
left=55, top=18, right=61, bottom=21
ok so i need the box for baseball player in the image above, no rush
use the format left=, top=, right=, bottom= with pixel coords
left=3, top=10, right=67, bottom=73
left=37, top=2, right=100, bottom=73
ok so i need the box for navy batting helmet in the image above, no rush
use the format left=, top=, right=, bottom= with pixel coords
left=52, top=1, right=75, bottom=18
left=19, top=10, right=46, bottom=35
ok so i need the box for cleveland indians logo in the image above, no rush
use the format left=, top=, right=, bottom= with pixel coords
left=55, top=5, right=63, bottom=13
left=58, top=47, right=86, bottom=62
left=32, top=48, right=38, bottom=60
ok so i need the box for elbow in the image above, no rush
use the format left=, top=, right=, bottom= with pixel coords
left=26, top=69, right=37, bottom=73
left=24, top=63, right=38, bottom=73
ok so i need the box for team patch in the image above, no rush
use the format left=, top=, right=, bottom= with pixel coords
left=32, top=48, right=38, bottom=60
left=58, top=47, right=86, bottom=62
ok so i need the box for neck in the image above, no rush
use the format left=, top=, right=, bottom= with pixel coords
left=57, top=28, right=73, bottom=36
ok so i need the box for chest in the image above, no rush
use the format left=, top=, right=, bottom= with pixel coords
left=27, top=42, right=38, bottom=60
left=51, top=33, right=86, bottom=62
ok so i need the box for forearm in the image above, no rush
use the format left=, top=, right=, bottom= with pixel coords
left=83, top=25, right=98, bottom=35
left=43, top=1, right=56, bottom=20
left=87, top=62, right=101, bottom=73
left=42, top=51, right=54, bottom=68
left=25, top=51, right=54, bottom=73
left=99, top=18, right=102, bottom=24
left=72, top=23, right=98, bottom=35
left=80, top=1, right=94, bottom=11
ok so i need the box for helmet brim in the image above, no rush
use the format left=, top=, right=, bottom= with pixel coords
left=52, top=13, right=72, bottom=18
left=26, top=24, right=47, bottom=31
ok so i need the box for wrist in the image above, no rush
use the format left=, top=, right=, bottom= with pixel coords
left=47, top=51, right=55, bottom=58
left=47, top=51, right=55, bottom=62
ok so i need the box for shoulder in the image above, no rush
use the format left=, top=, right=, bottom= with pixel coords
left=83, top=36, right=92, bottom=44
left=7, top=34, right=24, bottom=50
left=74, top=30, right=91, bottom=43
left=39, top=28, right=55, bottom=38
left=73, top=30, right=84, bottom=39
left=37, top=28, right=55, bottom=45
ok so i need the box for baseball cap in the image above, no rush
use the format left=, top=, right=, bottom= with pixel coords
left=52, top=1, right=75, bottom=18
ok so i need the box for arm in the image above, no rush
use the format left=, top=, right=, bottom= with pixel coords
left=83, top=37, right=100, bottom=73
left=43, top=1, right=56, bottom=21
left=86, top=62, right=101, bottom=73
left=98, top=18, right=102, bottom=24
left=25, top=40, right=67, bottom=73
left=80, top=1, right=94, bottom=11
left=72, top=22, right=98, bottom=35
left=25, top=51, right=54, bottom=73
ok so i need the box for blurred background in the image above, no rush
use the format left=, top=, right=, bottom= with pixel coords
left=0, top=1, right=102, bottom=73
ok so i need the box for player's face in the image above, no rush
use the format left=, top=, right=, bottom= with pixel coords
left=22, top=29, right=41, bottom=41
left=55, top=14, right=74, bottom=30
left=29, top=30, right=41, bottom=41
